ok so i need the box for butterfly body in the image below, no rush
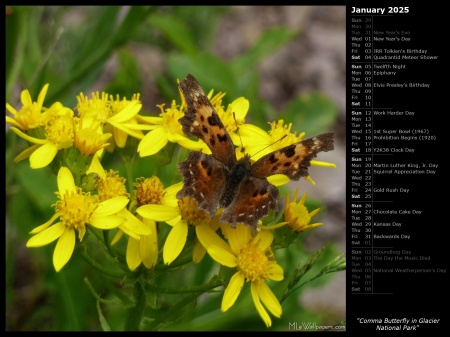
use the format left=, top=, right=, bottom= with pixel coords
left=177, top=74, right=334, bottom=229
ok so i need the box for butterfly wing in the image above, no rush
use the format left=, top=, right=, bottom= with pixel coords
left=250, top=133, right=334, bottom=180
left=178, top=74, right=236, bottom=167
left=219, top=176, right=279, bottom=229
left=177, top=151, right=229, bottom=218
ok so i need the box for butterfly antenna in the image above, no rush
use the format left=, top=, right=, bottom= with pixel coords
left=249, top=134, right=287, bottom=159
left=233, top=112, right=245, bottom=150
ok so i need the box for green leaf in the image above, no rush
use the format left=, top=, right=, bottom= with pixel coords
left=46, top=6, right=154, bottom=104
left=281, top=92, right=338, bottom=135
left=171, top=6, right=229, bottom=51
left=68, top=6, right=121, bottom=72
left=280, top=247, right=325, bottom=303
left=104, top=49, right=142, bottom=97
left=166, top=53, right=237, bottom=97
left=97, top=301, right=112, bottom=331
left=232, top=26, right=298, bottom=72
left=16, top=162, right=58, bottom=213
left=149, top=14, right=198, bottom=56
left=5, top=7, right=28, bottom=99
left=112, top=6, right=156, bottom=48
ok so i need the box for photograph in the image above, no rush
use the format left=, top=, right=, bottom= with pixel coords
left=5, top=6, right=346, bottom=331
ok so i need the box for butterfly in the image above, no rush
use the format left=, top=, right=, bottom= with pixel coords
left=176, top=74, right=334, bottom=229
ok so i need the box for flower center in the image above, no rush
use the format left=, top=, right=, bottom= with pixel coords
left=55, top=188, right=98, bottom=240
left=76, top=92, right=111, bottom=123
left=97, top=170, right=129, bottom=202
left=73, top=118, right=111, bottom=156
left=178, top=197, right=211, bottom=226
left=237, top=240, right=273, bottom=282
left=268, top=120, right=304, bottom=149
left=159, top=102, right=185, bottom=136
left=286, top=202, right=311, bottom=232
left=109, top=93, right=141, bottom=115
left=15, top=103, right=44, bottom=130
left=44, top=108, right=75, bottom=149
left=134, top=177, right=166, bottom=207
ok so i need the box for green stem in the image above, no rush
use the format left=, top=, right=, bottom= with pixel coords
left=145, top=276, right=222, bottom=294
left=78, top=243, right=124, bottom=279
left=122, top=153, right=135, bottom=195
left=154, top=253, right=194, bottom=271
left=146, top=291, right=203, bottom=331
left=124, top=280, right=146, bottom=331
left=103, top=230, right=118, bottom=259
left=84, top=277, right=118, bottom=305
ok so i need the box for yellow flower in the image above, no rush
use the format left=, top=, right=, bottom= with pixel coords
left=87, top=161, right=152, bottom=271
left=137, top=195, right=218, bottom=265
left=10, top=103, right=75, bottom=168
left=239, top=120, right=336, bottom=185
left=137, top=80, right=249, bottom=157
left=197, top=224, right=284, bottom=327
left=73, top=117, right=111, bottom=157
left=283, top=189, right=323, bottom=232
left=6, top=83, right=49, bottom=130
left=26, top=167, right=129, bottom=271
left=137, top=99, right=204, bottom=157
left=121, top=177, right=181, bottom=270
left=240, top=120, right=305, bottom=160
left=76, top=92, right=147, bottom=151
left=209, top=93, right=248, bottom=146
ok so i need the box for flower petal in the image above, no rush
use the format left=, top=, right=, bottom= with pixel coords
left=6, top=115, right=21, bottom=128
left=231, top=97, right=249, bottom=120
left=137, top=127, right=168, bottom=157
left=163, top=220, right=188, bottom=264
left=119, top=209, right=151, bottom=236
left=239, top=123, right=270, bottom=147
left=126, top=237, right=142, bottom=271
left=53, top=227, right=76, bottom=272
left=26, top=222, right=65, bottom=247
left=90, top=215, right=126, bottom=229
left=141, top=220, right=158, bottom=268
left=267, top=174, right=289, bottom=186
left=165, top=215, right=182, bottom=227
left=109, top=120, right=144, bottom=140
left=192, top=238, right=206, bottom=263
left=10, top=127, right=46, bottom=144
left=175, top=137, right=207, bottom=152
left=253, top=229, right=273, bottom=251
left=37, top=83, right=49, bottom=108
left=5, top=103, right=18, bottom=116
left=29, top=213, right=60, bottom=234
left=57, top=167, right=77, bottom=195
left=268, top=263, right=284, bottom=281
left=222, top=272, right=245, bottom=312
left=162, top=182, right=183, bottom=207
left=93, top=196, right=129, bottom=217
left=14, top=144, right=41, bottom=163
left=310, top=159, right=337, bottom=168
left=251, top=281, right=272, bottom=327
left=196, top=223, right=230, bottom=252
left=256, top=280, right=282, bottom=318
left=20, top=88, right=32, bottom=106
left=136, top=204, right=179, bottom=222
left=118, top=224, right=140, bottom=240
left=226, top=224, right=251, bottom=255
left=108, top=101, right=142, bottom=123
left=208, top=245, right=237, bottom=268
left=86, top=154, right=106, bottom=178
left=29, top=142, right=58, bottom=169
left=111, top=229, right=124, bottom=245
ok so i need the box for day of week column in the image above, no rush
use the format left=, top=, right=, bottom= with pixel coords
left=349, top=13, right=374, bottom=294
